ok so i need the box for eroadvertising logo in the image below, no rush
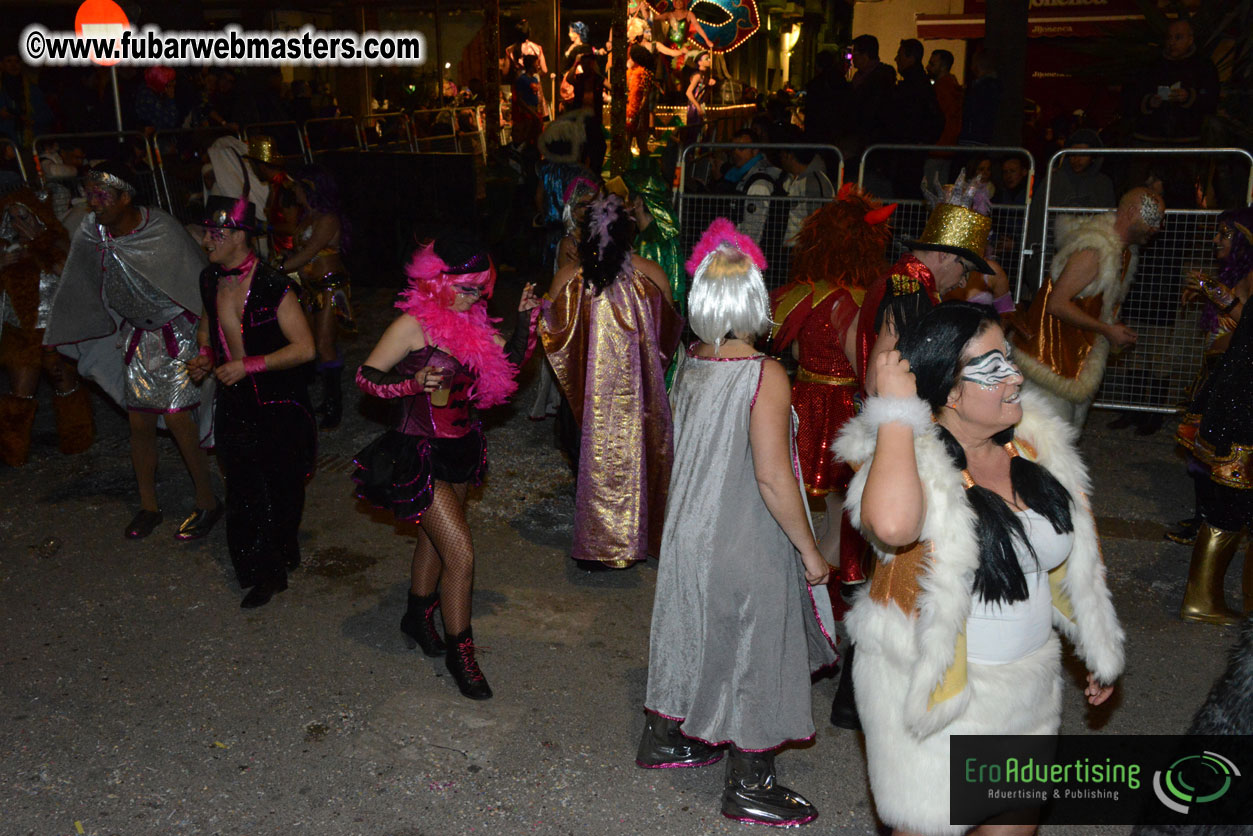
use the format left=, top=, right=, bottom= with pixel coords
left=1152, top=750, right=1240, bottom=815
left=950, top=735, right=1252, bottom=827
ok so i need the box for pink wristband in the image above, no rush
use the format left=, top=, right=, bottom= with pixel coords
left=198, top=344, right=213, bottom=359
left=242, top=355, right=267, bottom=375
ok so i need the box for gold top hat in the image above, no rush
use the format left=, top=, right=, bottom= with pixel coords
left=246, top=135, right=275, bottom=164
left=907, top=203, right=993, bottom=275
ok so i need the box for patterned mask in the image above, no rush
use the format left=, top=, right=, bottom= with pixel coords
left=961, top=348, right=1021, bottom=390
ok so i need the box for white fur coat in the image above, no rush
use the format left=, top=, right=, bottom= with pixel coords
left=836, top=391, right=1125, bottom=739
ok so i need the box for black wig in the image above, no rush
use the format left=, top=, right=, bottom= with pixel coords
left=898, top=301, right=1074, bottom=605
left=576, top=194, right=636, bottom=296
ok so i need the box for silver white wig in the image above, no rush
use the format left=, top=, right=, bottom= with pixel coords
left=688, top=243, right=773, bottom=347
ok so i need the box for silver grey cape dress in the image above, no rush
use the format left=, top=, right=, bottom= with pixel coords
left=644, top=350, right=838, bottom=751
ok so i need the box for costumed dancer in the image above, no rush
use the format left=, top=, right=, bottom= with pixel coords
left=654, top=0, right=713, bottom=90
left=1011, top=188, right=1164, bottom=428
left=638, top=218, right=836, bottom=828
left=829, top=174, right=993, bottom=732
left=188, top=177, right=317, bottom=609
left=279, top=165, right=354, bottom=430
left=540, top=194, right=683, bottom=570
left=44, top=162, right=221, bottom=541
left=841, top=301, right=1122, bottom=835
left=770, top=184, right=896, bottom=588
left=625, top=44, right=655, bottom=158
left=620, top=164, right=684, bottom=312
left=530, top=168, right=601, bottom=422
left=1174, top=211, right=1253, bottom=626
left=0, top=187, right=94, bottom=466
left=682, top=52, right=714, bottom=147
left=1170, top=208, right=1253, bottom=545
left=353, top=234, right=539, bottom=699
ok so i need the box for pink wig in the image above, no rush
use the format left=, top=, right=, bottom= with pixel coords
left=404, top=241, right=497, bottom=307
left=685, top=217, right=767, bottom=276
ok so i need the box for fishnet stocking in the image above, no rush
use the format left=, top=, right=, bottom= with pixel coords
left=410, top=480, right=475, bottom=635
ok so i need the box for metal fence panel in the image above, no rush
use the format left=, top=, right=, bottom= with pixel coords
left=360, top=112, right=414, bottom=152
left=858, top=144, right=1036, bottom=300
left=304, top=117, right=363, bottom=157
left=407, top=108, right=459, bottom=154
left=152, top=126, right=241, bottom=225
left=33, top=131, right=165, bottom=211
left=1037, top=147, right=1253, bottom=413
left=677, top=142, right=844, bottom=296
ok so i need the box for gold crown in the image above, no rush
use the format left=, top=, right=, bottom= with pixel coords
left=916, top=203, right=991, bottom=258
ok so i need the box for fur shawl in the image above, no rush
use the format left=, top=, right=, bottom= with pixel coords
left=1015, top=212, right=1137, bottom=402
left=836, top=390, right=1125, bottom=738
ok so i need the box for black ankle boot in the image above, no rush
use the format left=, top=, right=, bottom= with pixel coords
left=636, top=712, right=723, bottom=769
left=319, top=364, right=343, bottom=429
left=829, top=644, right=861, bottom=731
left=445, top=627, right=492, bottom=700
left=721, top=747, right=818, bottom=826
left=400, top=593, right=446, bottom=656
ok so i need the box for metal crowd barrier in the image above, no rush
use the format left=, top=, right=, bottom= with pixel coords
left=1036, top=147, right=1253, bottom=415
left=33, top=131, right=164, bottom=211
left=242, top=121, right=310, bottom=165
left=859, top=144, right=1037, bottom=300
left=1, top=137, right=29, bottom=187
left=360, top=112, right=414, bottom=152
left=407, top=107, right=459, bottom=154
left=303, top=116, right=363, bottom=158
left=453, top=105, right=487, bottom=162
left=151, top=125, right=241, bottom=225
left=677, top=142, right=843, bottom=294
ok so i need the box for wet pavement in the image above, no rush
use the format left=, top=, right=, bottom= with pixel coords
left=0, top=281, right=1245, bottom=836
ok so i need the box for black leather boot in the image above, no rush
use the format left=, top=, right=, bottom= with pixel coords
left=721, top=747, right=818, bottom=826
left=445, top=627, right=492, bottom=700
left=829, top=644, right=861, bottom=731
left=635, top=713, right=723, bottom=769
left=400, top=592, right=446, bottom=656
left=318, top=363, right=343, bottom=429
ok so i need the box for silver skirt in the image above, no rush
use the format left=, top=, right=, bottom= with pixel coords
left=122, top=313, right=202, bottom=413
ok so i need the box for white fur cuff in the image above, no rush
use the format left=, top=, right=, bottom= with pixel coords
left=860, top=396, right=934, bottom=435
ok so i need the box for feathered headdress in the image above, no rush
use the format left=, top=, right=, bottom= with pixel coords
left=686, top=217, right=766, bottom=276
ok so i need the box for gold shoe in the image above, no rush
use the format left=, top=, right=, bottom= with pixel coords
left=1180, top=523, right=1244, bottom=625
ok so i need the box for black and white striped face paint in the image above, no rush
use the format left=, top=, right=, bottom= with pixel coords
left=960, top=347, right=1022, bottom=390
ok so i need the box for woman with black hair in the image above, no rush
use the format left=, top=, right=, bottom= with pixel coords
left=836, top=302, right=1124, bottom=835
left=540, top=194, right=683, bottom=570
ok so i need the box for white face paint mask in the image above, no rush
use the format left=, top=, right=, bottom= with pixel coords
left=960, top=348, right=1021, bottom=390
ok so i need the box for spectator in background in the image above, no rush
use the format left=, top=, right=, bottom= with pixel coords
left=133, top=66, right=180, bottom=133
left=924, top=48, right=962, bottom=184
left=999, top=153, right=1030, bottom=205
left=290, top=80, right=314, bottom=124
left=722, top=129, right=782, bottom=248
left=1131, top=18, right=1219, bottom=147
left=571, top=53, right=605, bottom=174
left=848, top=35, right=896, bottom=160
left=0, top=52, right=52, bottom=146
left=1051, top=129, right=1116, bottom=210
left=958, top=51, right=1002, bottom=147
left=804, top=49, right=851, bottom=162
left=886, top=39, right=942, bottom=199
left=778, top=129, right=835, bottom=249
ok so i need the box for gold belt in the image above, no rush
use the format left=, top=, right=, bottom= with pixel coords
left=797, top=367, right=856, bottom=386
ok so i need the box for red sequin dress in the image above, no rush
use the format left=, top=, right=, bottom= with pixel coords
left=771, top=281, right=864, bottom=496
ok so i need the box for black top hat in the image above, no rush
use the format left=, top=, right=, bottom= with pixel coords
left=434, top=230, right=491, bottom=274
left=197, top=195, right=260, bottom=233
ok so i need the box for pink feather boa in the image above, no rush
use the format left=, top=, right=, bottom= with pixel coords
left=394, top=287, right=518, bottom=409
left=685, top=216, right=767, bottom=275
